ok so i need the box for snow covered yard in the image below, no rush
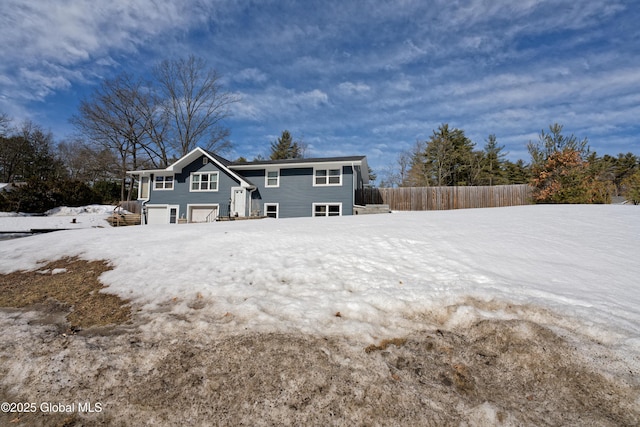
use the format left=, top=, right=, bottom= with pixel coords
left=0, top=205, right=638, bottom=425
left=0, top=205, right=114, bottom=240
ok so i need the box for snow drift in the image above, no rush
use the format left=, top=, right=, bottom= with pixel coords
left=0, top=204, right=638, bottom=425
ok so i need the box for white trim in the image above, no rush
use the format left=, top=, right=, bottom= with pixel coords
left=181, top=148, right=252, bottom=187
left=187, top=203, right=219, bottom=223
left=153, top=174, right=174, bottom=191
left=313, top=167, right=342, bottom=186
left=264, top=202, right=279, bottom=219
left=265, top=169, right=280, bottom=188
left=312, top=202, right=342, bottom=217
left=190, top=171, right=219, bottom=192
left=127, top=147, right=253, bottom=188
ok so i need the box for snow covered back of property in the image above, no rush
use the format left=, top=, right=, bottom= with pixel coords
left=1, top=205, right=639, bottom=357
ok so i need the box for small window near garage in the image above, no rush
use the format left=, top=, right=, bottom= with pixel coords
left=266, top=170, right=279, bottom=187
left=265, top=203, right=279, bottom=218
left=314, top=168, right=342, bottom=186
left=191, top=172, right=219, bottom=192
left=313, top=203, right=341, bottom=217
left=154, top=175, right=174, bottom=190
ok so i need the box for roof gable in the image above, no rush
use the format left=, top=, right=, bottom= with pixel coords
left=128, top=148, right=252, bottom=187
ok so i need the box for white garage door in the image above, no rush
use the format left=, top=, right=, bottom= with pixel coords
left=146, top=206, right=168, bottom=225
left=190, top=206, right=218, bottom=223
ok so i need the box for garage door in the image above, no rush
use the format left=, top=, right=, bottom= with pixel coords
left=146, top=206, right=168, bottom=225
left=190, top=206, right=218, bottom=223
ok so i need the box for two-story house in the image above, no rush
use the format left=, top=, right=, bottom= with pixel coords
left=127, top=147, right=369, bottom=224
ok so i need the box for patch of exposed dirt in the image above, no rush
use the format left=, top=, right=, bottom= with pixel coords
left=0, top=257, right=131, bottom=330
left=0, top=259, right=638, bottom=426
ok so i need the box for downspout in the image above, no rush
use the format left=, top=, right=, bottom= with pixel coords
left=142, top=200, right=148, bottom=225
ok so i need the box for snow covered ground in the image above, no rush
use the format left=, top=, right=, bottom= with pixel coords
left=0, top=204, right=638, bottom=348
left=1, top=204, right=639, bottom=425
left=0, top=205, right=114, bottom=236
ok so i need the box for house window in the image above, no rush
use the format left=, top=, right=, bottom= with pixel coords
left=264, top=203, right=279, bottom=218
left=314, top=168, right=342, bottom=186
left=154, top=175, right=174, bottom=190
left=191, top=172, right=219, bottom=192
left=265, top=170, right=280, bottom=187
left=313, top=203, right=342, bottom=217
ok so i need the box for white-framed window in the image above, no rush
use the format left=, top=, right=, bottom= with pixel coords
left=313, top=203, right=342, bottom=217
left=264, top=203, right=279, bottom=218
left=154, top=174, right=174, bottom=190
left=190, top=172, right=219, bottom=192
left=265, top=169, right=280, bottom=188
left=314, top=168, right=342, bottom=186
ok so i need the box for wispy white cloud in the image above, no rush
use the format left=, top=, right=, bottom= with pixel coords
left=0, top=0, right=222, bottom=110
left=231, top=87, right=329, bottom=121
left=232, top=68, right=269, bottom=84
left=337, top=82, right=371, bottom=96
left=1, top=0, right=638, bottom=168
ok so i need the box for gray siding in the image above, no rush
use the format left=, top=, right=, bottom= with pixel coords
left=243, top=166, right=355, bottom=218
left=145, top=154, right=363, bottom=219
left=147, top=155, right=241, bottom=218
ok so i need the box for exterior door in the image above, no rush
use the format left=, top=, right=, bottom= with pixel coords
left=231, top=187, right=246, bottom=217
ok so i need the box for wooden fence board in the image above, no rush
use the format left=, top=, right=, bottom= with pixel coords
left=356, top=184, right=532, bottom=211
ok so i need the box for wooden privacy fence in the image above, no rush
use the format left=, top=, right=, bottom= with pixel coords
left=356, top=184, right=533, bottom=211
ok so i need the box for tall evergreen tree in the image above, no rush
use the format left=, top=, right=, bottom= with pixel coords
left=504, top=159, right=531, bottom=184
left=269, top=130, right=301, bottom=160
left=481, top=134, right=507, bottom=185
left=422, top=124, right=476, bottom=186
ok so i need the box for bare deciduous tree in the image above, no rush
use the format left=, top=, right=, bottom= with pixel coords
left=57, top=138, right=118, bottom=182
left=154, top=55, right=238, bottom=156
left=0, top=112, right=11, bottom=137
left=71, top=73, right=153, bottom=200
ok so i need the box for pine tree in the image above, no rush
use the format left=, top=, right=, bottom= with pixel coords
left=422, top=124, right=476, bottom=186
left=504, top=159, right=531, bottom=184
left=481, top=134, right=507, bottom=185
left=269, top=130, right=301, bottom=160
left=621, top=168, right=640, bottom=204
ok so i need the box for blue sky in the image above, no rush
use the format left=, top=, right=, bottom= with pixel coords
left=1, top=0, right=639, bottom=176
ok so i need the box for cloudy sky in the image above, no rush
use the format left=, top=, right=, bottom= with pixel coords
left=1, top=0, right=639, bottom=174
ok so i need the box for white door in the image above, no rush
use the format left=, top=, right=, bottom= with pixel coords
left=146, top=206, right=168, bottom=225
left=190, top=205, right=218, bottom=223
left=231, top=187, right=246, bottom=217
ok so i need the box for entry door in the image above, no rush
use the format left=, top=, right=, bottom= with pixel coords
left=231, top=187, right=246, bottom=217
